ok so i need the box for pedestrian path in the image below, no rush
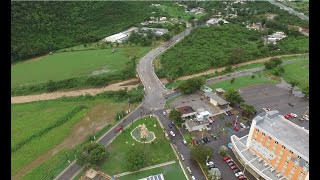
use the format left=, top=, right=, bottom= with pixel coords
left=114, top=160, right=176, bottom=177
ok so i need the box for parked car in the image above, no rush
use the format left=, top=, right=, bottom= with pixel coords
left=228, top=111, right=234, bottom=115
left=233, top=168, right=241, bottom=174
left=191, top=176, right=196, bottom=180
left=303, top=115, right=309, bottom=120
left=228, top=161, right=235, bottom=167
left=239, top=123, right=246, bottom=129
left=224, top=112, right=229, bottom=116
left=238, top=175, right=247, bottom=180
left=186, top=167, right=192, bottom=175
left=168, top=124, right=172, bottom=128
left=226, top=159, right=233, bottom=163
left=200, top=139, right=205, bottom=144
left=196, top=139, right=200, bottom=145
left=171, top=121, right=175, bottom=125
left=245, top=122, right=251, bottom=129
left=115, top=126, right=123, bottom=133
left=211, top=134, right=218, bottom=140
left=180, top=154, right=185, bottom=161
left=224, top=156, right=231, bottom=162
left=204, top=136, right=211, bottom=142
left=163, top=111, right=166, bottom=116
left=290, top=113, right=297, bottom=118
left=235, top=172, right=244, bottom=178
left=183, top=139, right=187, bottom=145
left=263, top=108, right=270, bottom=112
left=226, top=111, right=232, bottom=116
left=170, top=131, right=175, bottom=137
left=230, top=165, right=238, bottom=170
left=288, top=103, right=294, bottom=107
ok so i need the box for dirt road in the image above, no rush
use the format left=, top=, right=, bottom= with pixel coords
left=11, top=78, right=140, bottom=104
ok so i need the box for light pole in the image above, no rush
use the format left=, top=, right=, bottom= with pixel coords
left=243, top=163, right=248, bottom=174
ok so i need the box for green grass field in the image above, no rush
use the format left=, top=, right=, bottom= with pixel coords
left=119, top=163, right=186, bottom=180
left=11, top=46, right=151, bottom=87
left=159, top=3, right=204, bottom=21
left=11, top=98, right=131, bottom=176
left=263, top=59, right=309, bottom=90
left=209, top=74, right=277, bottom=91
left=99, top=117, right=176, bottom=175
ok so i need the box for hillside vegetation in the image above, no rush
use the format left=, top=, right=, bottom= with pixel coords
left=11, top=1, right=152, bottom=63
left=156, top=24, right=308, bottom=79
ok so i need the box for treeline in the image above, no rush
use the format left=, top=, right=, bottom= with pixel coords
left=156, top=24, right=308, bottom=80
left=11, top=105, right=87, bottom=154
left=11, top=57, right=138, bottom=96
left=11, top=1, right=152, bottom=63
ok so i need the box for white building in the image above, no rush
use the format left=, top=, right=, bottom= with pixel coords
left=267, top=32, right=287, bottom=44
left=206, top=18, right=229, bottom=26
left=103, top=27, right=138, bottom=43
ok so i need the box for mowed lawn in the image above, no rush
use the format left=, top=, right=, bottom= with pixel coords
left=120, top=163, right=186, bottom=180
left=11, top=46, right=151, bottom=87
left=99, top=117, right=176, bottom=175
left=209, top=74, right=277, bottom=91
left=11, top=98, right=130, bottom=176
left=279, top=59, right=309, bottom=90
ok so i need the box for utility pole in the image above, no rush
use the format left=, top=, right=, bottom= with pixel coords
left=91, top=121, right=96, bottom=140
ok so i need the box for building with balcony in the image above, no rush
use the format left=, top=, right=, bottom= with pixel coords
left=231, top=110, right=309, bottom=180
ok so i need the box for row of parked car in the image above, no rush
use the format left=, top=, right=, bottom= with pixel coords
left=223, top=156, right=247, bottom=179
left=224, top=110, right=234, bottom=116
left=192, top=136, right=211, bottom=145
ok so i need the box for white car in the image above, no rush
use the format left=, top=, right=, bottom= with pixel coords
left=290, top=113, right=297, bottom=118
left=170, top=131, right=176, bottom=137
left=235, top=172, right=244, bottom=177
left=303, top=115, right=309, bottom=120
left=240, top=123, right=246, bottom=129
left=191, top=176, right=196, bottom=180
left=180, top=154, right=185, bottom=161
left=263, top=108, right=270, bottom=112
left=163, top=110, right=166, bottom=116
left=183, top=139, right=187, bottom=145
left=186, top=167, right=192, bottom=175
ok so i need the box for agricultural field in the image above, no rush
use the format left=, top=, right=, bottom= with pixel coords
left=119, top=163, right=186, bottom=180
left=209, top=74, right=277, bottom=91
left=12, top=46, right=151, bottom=88
left=156, top=24, right=309, bottom=79
left=11, top=88, right=142, bottom=178
left=99, top=117, right=176, bottom=175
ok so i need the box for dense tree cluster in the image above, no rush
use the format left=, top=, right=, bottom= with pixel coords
left=224, top=88, right=244, bottom=106
left=190, top=145, right=213, bottom=164
left=169, top=109, right=183, bottom=127
left=178, top=77, right=206, bottom=94
left=77, top=142, right=108, bottom=167
left=11, top=1, right=152, bottom=62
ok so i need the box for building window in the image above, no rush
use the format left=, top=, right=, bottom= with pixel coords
left=282, top=145, right=286, bottom=149
left=275, top=141, right=278, bottom=144
left=290, top=150, right=293, bottom=154
left=269, top=136, right=272, bottom=140
left=282, top=169, right=286, bottom=173
left=285, top=160, right=289, bottom=164
left=280, top=150, right=283, bottom=155
left=266, top=141, right=270, bottom=146
left=298, top=156, right=301, bottom=159
left=293, top=166, right=297, bottom=170
left=301, top=172, right=305, bottom=176
left=262, top=132, right=265, bottom=136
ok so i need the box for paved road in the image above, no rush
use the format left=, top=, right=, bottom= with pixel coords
left=154, top=110, right=206, bottom=180
left=205, top=57, right=305, bottom=86
left=55, top=28, right=196, bottom=180
left=268, top=0, right=309, bottom=21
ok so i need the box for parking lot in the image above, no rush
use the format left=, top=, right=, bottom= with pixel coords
left=169, top=91, right=222, bottom=116
left=239, top=83, right=309, bottom=129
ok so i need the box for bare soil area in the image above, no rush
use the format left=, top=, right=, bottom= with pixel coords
left=11, top=78, right=141, bottom=104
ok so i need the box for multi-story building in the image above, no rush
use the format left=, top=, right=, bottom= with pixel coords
left=231, top=110, right=309, bottom=180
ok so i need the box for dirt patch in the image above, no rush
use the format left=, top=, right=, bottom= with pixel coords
left=11, top=78, right=141, bottom=104
left=265, top=13, right=277, bottom=20
left=176, top=53, right=306, bottom=81
left=12, top=102, right=133, bottom=179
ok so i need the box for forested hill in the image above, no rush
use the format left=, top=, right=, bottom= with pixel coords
left=11, top=1, right=152, bottom=63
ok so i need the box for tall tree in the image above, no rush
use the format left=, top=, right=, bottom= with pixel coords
left=302, top=86, right=309, bottom=99
left=224, top=88, right=244, bottom=106
left=77, top=142, right=108, bottom=167
left=228, top=48, right=245, bottom=65
left=241, top=103, right=256, bottom=117
left=190, top=145, right=213, bottom=164
left=178, top=77, right=206, bottom=94
left=126, top=147, right=146, bottom=171
left=169, top=109, right=183, bottom=127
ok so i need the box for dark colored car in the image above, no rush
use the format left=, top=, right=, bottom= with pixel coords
left=200, top=139, right=205, bottom=144
left=168, top=124, right=172, bottom=128
left=204, top=137, right=211, bottom=142
left=288, top=103, right=294, bottom=107
left=229, top=111, right=234, bottom=115
left=171, top=121, right=175, bottom=125
left=203, top=137, right=208, bottom=143
left=196, top=139, right=200, bottom=145
left=238, top=175, right=247, bottom=180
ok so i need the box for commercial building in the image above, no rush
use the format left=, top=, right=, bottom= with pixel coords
left=231, top=110, right=309, bottom=180
left=204, top=92, right=230, bottom=109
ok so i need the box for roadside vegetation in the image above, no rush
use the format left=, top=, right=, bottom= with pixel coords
left=99, top=117, right=176, bottom=175
left=11, top=1, right=154, bottom=63
left=12, top=86, right=143, bottom=178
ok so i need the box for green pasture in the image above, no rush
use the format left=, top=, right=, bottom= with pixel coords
left=11, top=46, right=151, bottom=87
left=209, top=74, right=277, bottom=91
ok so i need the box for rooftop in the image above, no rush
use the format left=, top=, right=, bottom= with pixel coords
left=215, top=88, right=225, bottom=93
left=254, top=110, right=309, bottom=160
left=177, top=106, right=195, bottom=115
left=185, top=119, right=210, bottom=128
left=204, top=92, right=229, bottom=105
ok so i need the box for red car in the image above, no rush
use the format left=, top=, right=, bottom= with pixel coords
left=224, top=156, right=231, bottom=162
left=284, top=114, right=293, bottom=119
left=230, top=165, right=238, bottom=170
left=115, top=126, right=123, bottom=133
left=238, top=175, right=247, bottom=180
left=229, top=111, right=234, bottom=115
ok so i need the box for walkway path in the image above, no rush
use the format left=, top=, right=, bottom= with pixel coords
left=114, top=160, right=176, bottom=177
